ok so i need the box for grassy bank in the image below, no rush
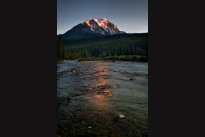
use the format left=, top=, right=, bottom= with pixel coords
left=72, top=55, right=147, bottom=62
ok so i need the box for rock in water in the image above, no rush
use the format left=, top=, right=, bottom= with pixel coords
left=119, top=114, right=125, bottom=118
left=67, top=96, right=71, bottom=103
left=129, top=77, right=134, bottom=80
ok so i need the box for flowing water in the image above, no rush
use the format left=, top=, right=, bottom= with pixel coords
left=57, top=60, right=148, bottom=137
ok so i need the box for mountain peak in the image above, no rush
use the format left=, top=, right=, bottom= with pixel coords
left=61, top=18, right=125, bottom=41
left=83, top=18, right=124, bottom=35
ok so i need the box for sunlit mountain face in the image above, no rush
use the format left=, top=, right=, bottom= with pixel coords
left=84, top=18, right=124, bottom=35
left=59, top=18, right=125, bottom=42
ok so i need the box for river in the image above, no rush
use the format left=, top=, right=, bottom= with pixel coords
left=57, top=60, right=148, bottom=137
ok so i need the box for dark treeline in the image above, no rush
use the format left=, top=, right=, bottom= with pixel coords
left=62, top=33, right=148, bottom=45
left=57, top=33, right=148, bottom=61
left=57, top=37, right=65, bottom=60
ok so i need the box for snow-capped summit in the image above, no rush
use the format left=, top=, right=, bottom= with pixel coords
left=61, top=18, right=125, bottom=41
left=83, top=18, right=125, bottom=35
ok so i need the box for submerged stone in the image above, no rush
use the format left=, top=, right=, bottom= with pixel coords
left=119, top=114, right=125, bottom=118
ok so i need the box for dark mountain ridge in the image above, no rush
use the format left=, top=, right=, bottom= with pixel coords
left=58, top=18, right=126, bottom=42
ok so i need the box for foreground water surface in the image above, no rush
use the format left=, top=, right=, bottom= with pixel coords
left=57, top=60, right=148, bottom=137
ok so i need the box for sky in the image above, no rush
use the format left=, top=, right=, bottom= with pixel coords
left=57, top=0, right=148, bottom=34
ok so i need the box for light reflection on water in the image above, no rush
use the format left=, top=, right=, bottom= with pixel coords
left=87, top=61, right=112, bottom=110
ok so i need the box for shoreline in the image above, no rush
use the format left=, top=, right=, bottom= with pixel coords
left=57, top=59, right=148, bottom=63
